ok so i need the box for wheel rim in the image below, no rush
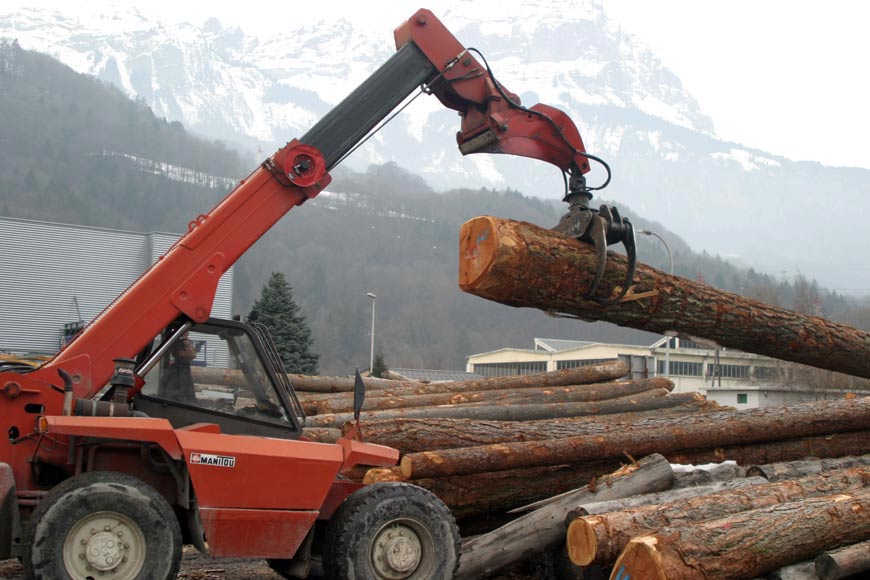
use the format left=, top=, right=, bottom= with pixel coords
left=62, top=510, right=147, bottom=580
left=369, top=518, right=435, bottom=580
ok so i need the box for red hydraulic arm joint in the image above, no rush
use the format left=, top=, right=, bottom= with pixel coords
left=395, top=9, right=591, bottom=177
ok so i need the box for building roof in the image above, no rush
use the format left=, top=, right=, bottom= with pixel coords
left=389, top=368, right=483, bottom=383
left=466, top=346, right=543, bottom=359
left=534, top=338, right=597, bottom=352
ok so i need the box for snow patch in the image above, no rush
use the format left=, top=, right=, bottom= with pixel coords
left=711, top=148, right=780, bottom=172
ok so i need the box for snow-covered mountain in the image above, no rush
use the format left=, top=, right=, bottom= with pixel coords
left=2, top=1, right=869, bottom=295
left=0, top=2, right=709, bottom=170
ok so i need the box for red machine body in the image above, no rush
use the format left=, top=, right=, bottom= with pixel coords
left=0, top=9, right=601, bottom=576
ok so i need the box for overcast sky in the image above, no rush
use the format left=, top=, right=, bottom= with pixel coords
left=8, top=0, right=870, bottom=170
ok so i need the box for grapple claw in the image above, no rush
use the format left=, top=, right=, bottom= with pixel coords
left=553, top=202, right=638, bottom=306
left=585, top=214, right=609, bottom=300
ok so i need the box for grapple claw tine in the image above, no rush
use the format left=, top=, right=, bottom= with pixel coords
left=593, top=219, right=637, bottom=306
left=584, top=215, right=609, bottom=300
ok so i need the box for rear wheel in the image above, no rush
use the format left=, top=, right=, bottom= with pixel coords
left=322, top=483, right=459, bottom=580
left=25, top=471, right=181, bottom=580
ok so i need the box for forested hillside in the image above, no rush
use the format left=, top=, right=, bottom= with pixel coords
left=0, top=39, right=249, bottom=231
left=1, top=41, right=865, bottom=375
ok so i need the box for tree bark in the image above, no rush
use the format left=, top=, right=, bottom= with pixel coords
left=667, top=430, right=870, bottom=466
left=815, top=540, right=870, bottom=580
left=568, top=466, right=870, bottom=566
left=747, top=453, right=870, bottom=481
left=457, top=454, right=673, bottom=580
left=345, top=401, right=720, bottom=454
left=314, top=377, right=672, bottom=414
left=309, top=389, right=695, bottom=428
left=401, top=398, right=870, bottom=479
left=459, top=216, right=870, bottom=379
left=610, top=489, right=870, bottom=580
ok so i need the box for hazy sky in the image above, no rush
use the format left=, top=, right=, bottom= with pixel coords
left=603, top=0, right=870, bottom=170
left=7, top=0, right=870, bottom=170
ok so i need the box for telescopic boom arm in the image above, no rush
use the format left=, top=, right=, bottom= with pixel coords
left=7, top=9, right=630, bottom=403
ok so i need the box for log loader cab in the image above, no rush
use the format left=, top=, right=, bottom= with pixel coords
left=0, top=8, right=622, bottom=580
left=135, top=318, right=308, bottom=439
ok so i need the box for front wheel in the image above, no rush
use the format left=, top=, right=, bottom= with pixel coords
left=25, top=471, right=182, bottom=580
left=322, top=483, right=460, bottom=580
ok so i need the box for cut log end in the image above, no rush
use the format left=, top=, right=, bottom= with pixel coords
left=814, top=553, right=838, bottom=580
left=610, top=536, right=669, bottom=580
left=399, top=455, right=414, bottom=478
left=459, top=215, right=501, bottom=291
left=566, top=517, right=598, bottom=566
left=363, top=467, right=408, bottom=484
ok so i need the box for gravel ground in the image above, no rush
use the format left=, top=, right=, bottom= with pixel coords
left=0, top=547, right=548, bottom=579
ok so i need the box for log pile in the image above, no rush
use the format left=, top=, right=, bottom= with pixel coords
left=594, top=461, right=870, bottom=580
left=353, top=387, right=870, bottom=578
left=192, top=341, right=870, bottom=578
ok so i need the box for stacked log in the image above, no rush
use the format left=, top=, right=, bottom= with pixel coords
left=815, top=540, right=870, bottom=579
left=359, top=396, right=870, bottom=578
left=354, top=395, right=870, bottom=522
left=300, top=360, right=630, bottom=407
left=610, top=488, right=870, bottom=579
left=566, top=466, right=870, bottom=567
left=308, top=384, right=693, bottom=428
left=195, top=350, right=870, bottom=577
left=190, top=366, right=424, bottom=392
left=398, top=398, right=870, bottom=479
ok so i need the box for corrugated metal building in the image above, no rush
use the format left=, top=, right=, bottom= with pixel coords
left=0, top=217, right=233, bottom=355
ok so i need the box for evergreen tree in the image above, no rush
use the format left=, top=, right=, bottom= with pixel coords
left=371, top=353, right=388, bottom=378
left=252, top=272, right=319, bottom=374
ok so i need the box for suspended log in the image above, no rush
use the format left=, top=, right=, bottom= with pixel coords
left=568, top=466, right=870, bottom=566
left=309, top=389, right=694, bottom=428
left=815, top=540, right=870, bottom=580
left=566, top=476, right=769, bottom=522
left=668, top=430, right=870, bottom=466
left=610, top=488, right=870, bottom=580
left=315, top=377, right=673, bottom=414
left=401, top=398, right=870, bottom=479
left=457, top=454, right=673, bottom=580
left=459, top=216, right=870, bottom=379
left=747, top=453, right=870, bottom=481
left=346, top=400, right=720, bottom=454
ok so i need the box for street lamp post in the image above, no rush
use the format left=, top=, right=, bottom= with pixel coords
left=366, top=293, right=376, bottom=375
left=638, top=229, right=674, bottom=378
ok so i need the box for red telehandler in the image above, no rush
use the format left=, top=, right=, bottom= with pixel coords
left=0, top=9, right=632, bottom=580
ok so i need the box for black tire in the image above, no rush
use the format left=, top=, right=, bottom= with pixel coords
left=322, top=483, right=460, bottom=580
left=24, top=471, right=182, bottom=580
